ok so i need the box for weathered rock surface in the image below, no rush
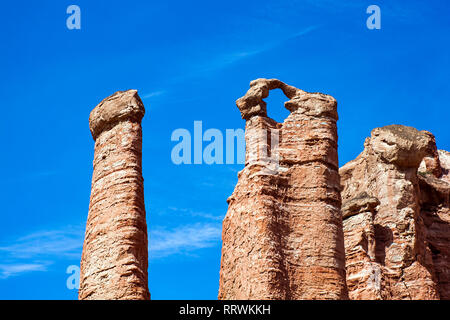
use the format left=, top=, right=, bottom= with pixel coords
left=418, top=148, right=450, bottom=300
left=342, top=193, right=382, bottom=299
left=341, top=125, right=450, bottom=300
left=79, top=90, right=150, bottom=300
left=219, top=79, right=348, bottom=300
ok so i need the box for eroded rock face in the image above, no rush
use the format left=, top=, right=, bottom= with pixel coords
left=341, top=125, right=450, bottom=300
left=418, top=148, right=450, bottom=300
left=79, top=90, right=150, bottom=300
left=219, top=79, right=348, bottom=300
left=342, top=193, right=382, bottom=299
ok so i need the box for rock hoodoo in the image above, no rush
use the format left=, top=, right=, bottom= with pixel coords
left=340, top=125, right=450, bottom=300
left=77, top=84, right=449, bottom=301
left=79, top=90, right=150, bottom=300
left=219, top=79, right=348, bottom=299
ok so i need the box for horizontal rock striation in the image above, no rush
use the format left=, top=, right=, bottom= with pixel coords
left=342, top=193, right=383, bottom=299
left=341, top=125, right=450, bottom=300
left=418, top=146, right=450, bottom=300
left=219, top=79, right=348, bottom=300
left=79, top=90, right=150, bottom=300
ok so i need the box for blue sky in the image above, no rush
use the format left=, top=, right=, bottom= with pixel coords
left=0, top=0, right=449, bottom=299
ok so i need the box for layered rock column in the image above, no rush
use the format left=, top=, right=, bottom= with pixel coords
left=219, top=79, right=348, bottom=300
left=340, top=125, right=443, bottom=299
left=79, top=90, right=150, bottom=300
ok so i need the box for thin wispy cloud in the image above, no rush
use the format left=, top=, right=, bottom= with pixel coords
left=0, top=227, right=84, bottom=260
left=0, top=221, right=223, bottom=278
left=0, top=263, right=48, bottom=279
left=171, top=25, right=320, bottom=81
left=253, top=25, right=320, bottom=55
left=142, top=90, right=166, bottom=100
left=204, top=25, right=319, bottom=71
left=287, top=25, right=320, bottom=39
left=141, top=24, right=319, bottom=93
left=166, top=207, right=224, bottom=221
left=0, top=226, right=84, bottom=279
left=149, top=223, right=222, bottom=258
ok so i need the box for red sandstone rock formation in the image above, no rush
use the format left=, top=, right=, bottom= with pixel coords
left=79, top=90, right=150, bottom=300
left=340, top=125, right=450, bottom=300
left=219, top=79, right=348, bottom=300
left=418, top=148, right=450, bottom=300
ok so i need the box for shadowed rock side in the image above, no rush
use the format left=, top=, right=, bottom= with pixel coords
left=219, top=79, right=348, bottom=300
left=79, top=90, right=150, bottom=300
left=418, top=149, right=450, bottom=299
left=340, top=125, right=450, bottom=300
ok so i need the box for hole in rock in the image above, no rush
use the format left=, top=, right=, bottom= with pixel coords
left=263, top=88, right=291, bottom=124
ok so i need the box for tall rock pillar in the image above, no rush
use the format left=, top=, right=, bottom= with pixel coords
left=219, top=79, right=348, bottom=300
left=79, top=90, right=150, bottom=300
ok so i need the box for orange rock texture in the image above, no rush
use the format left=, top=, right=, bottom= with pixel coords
left=340, top=125, right=450, bottom=300
left=76, top=85, right=449, bottom=301
left=418, top=148, right=450, bottom=300
left=79, top=90, right=150, bottom=300
left=219, top=79, right=348, bottom=300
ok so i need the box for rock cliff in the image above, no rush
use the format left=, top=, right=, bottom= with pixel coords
left=78, top=84, right=449, bottom=301
left=219, top=79, right=348, bottom=300
left=340, top=125, right=450, bottom=300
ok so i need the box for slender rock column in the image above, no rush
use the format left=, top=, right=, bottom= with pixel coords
left=219, top=79, right=348, bottom=300
left=79, top=90, right=150, bottom=300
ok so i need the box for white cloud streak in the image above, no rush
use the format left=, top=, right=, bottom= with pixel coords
left=142, top=90, right=166, bottom=100
left=166, top=207, right=224, bottom=221
left=0, top=263, right=48, bottom=279
left=0, top=221, right=223, bottom=278
left=0, top=227, right=84, bottom=260
left=149, top=223, right=222, bottom=258
left=195, top=25, right=319, bottom=74
left=0, top=226, right=84, bottom=279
